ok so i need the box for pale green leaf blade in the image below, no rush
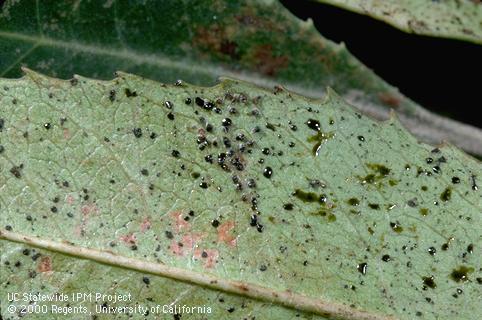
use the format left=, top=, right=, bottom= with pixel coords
left=316, top=0, right=482, bottom=44
left=0, top=0, right=481, bottom=155
left=1, top=242, right=317, bottom=320
left=0, top=71, right=481, bottom=319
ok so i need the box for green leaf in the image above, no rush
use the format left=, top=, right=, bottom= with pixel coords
left=1, top=71, right=480, bottom=319
left=316, top=0, right=482, bottom=44
left=1, top=0, right=481, bottom=155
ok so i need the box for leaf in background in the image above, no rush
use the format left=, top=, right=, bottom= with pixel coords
left=315, top=0, right=482, bottom=44
left=1, top=71, right=480, bottom=319
left=0, top=0, right=481, bottom=155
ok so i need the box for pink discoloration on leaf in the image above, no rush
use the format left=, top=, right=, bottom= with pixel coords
left=170, top=211, right=190, bottom=233
left=170, top=241, right=184, bottom=256
left=120, top=233, right=136, bottom=245
left=37, top=256, right=52, bottom=273
left=194, top=248, right=219, bottom=268
left=140, top=217, right=151, bottom=232
left=81, top=203, right=99, bottom=217
left=218, top=221, right=237, bottom=247
left=66, top=195, right=75, bottom=205
left=63, top=128, right=70, bottom=139
left=169, top=233, right=204, bottom=256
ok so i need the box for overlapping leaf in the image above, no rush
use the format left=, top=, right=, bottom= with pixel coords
left=316, top=0, right=482, bottom=44
left=1, top=0, right=481, bottom=154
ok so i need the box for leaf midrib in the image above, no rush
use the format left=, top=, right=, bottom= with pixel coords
left=0, top=229, right=395, bottom=320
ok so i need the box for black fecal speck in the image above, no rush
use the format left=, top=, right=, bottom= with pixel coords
left=0, top=145, right=4, bottom=153
left=259, top=265, right=267, bottom=271
left=199, top=182, right=208, bottom=189
left=223, top=137, right=231, bottom=148
left=471, top=175, right=478, bottom=191
left=227, top=307, right=235, bottom=313
left=390, top=222, right=403, bottom=233
left=44, top=123, right=51, bottom=130
left=125, top=88, right=137, bottom=97
left=133, top=128, right=142, bottom=138
left=171, top=150, right=180, bottom=158
left=140, top=169, right=149, bottom=176
left=5, top=225, right=12, bottom=231
left=357, top=262, right=367, bottom=275
left=450, top=266, right=473, bottom=283
left=256, top=224, right=264, bottom=232
left=250, top=214, right=258, bottom=226
left=229, top=107, right=237, bottom=114
left=150, top=132, right=157, bottom=139
left=262, top=148, right=270, bottom=155
left=381, top=254, right=391, bottom=262
left=452, top=177, right=460, bottom=184
left=407, top=198, right=418, bottom=207
left=109, top=89, right=116, bottom=102
left=426, top=157, right=433, bottom=164
left=306, top=119, right=321, bottom=131
left=440, top=188, right=452, bottom=201
left=423, top=276, right=436, bottom=289
left=347, top=198, right=360, bottom=206
left=204, top=154, right=213, bottom=163
left=467, top=244, right=473, bottom=254
left=247, top=179, right=256, bottom=188
left=357, top=135, right=365, bottom=141
left=432, top=166, right=441, bottom=173
left=165, top=231, right=174, bottom=239
left=368, top=203, right=380, bottom=210
left=50, top=206, right=57, bottom=213
left=206, top=123, right=213, bottom=132
left=428, top=247, right=436, bottom=256
left=283, top=203, right=294, bottom=210
left=164, top=101, right=173, bottom=109
left=222, top=118, right=232, bottom=127
left=265, top=123, right=276, bottom=131
left=211, top=219, right=220, bottom=228
left=185, top=98, right=192, bottom=105
left=70, top=78, right=78, bottom=86
left=0, top=118, right=4, bottom=131
left=142, top=277, right=150, bottom=285
left=289, top=124, right=297, bottom=131
left=10, top=164, right=23, bottom=178
left=263, top=167, right=273, bottom=178
left=167, top=113, right=175, bottom=120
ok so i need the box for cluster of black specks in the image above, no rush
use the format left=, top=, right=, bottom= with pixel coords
left=109, top=89, right=116, bottom=102
left=249, top=214, right=263, bottom=232
left=195, top=97, right=215, bottom=110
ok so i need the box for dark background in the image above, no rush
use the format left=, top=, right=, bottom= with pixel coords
left=282, top=0, right=482, bottom=128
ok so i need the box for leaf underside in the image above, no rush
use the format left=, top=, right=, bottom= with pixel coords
left=316, top=0, right=482, bottom=44
left=0, top=71, right=480, bottom=319
left=1, top=0, right=481, bottom=155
